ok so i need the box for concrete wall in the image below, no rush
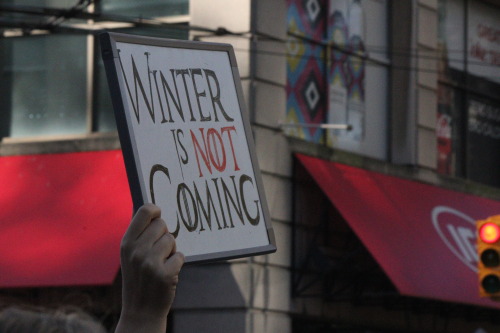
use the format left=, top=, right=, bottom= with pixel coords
left=391, top=0, right=417, bottom=165
left=416, top=0, right=439, bottom=169
left=391, top=0, right=439, bottom=170
left=251, top=3, right=291, bottom=332
left=176, top=1, right=293, bottom=332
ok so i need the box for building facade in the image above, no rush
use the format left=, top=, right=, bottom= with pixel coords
left=1, top=0, right=500, bottom=332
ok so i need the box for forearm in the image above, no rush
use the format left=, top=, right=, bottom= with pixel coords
left=117, top=205, right=184, bottom=333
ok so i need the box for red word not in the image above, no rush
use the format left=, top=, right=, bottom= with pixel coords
left=190, top=126, right=240, bottom=177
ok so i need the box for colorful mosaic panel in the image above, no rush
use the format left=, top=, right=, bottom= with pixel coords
left=286, top=0, right=327, bottom=143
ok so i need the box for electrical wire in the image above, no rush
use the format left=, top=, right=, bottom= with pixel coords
left=44, top=0, right=92, bottom=27
left=0, top=2, right=498, bottom=79
left=0, top=3, right=243, bottom=37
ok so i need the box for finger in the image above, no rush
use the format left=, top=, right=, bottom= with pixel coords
left=150, top=232, right=176, bottom=261
left=138, top=217, right=168, bottom=246
left=123, top=204, right=161, bottom=242
left=164, top=252, right=185, bottom=276
left=165, top=230, right=177, bottom=256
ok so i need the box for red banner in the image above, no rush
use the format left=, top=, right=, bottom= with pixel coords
left=0, top=150, right=131, bottom=287
left=297, top=153, right=500, bottom=309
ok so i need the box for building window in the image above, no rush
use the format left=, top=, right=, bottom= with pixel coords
left=0, top=0, right=189, bottom=140
left=438, top=0, right=500, bottom=187
left=1, top=34, right=88, bottom=138
left=285, top=0, right=389, bottom=160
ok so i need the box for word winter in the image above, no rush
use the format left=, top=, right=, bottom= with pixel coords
left=118, top=51, right=235, bottom=125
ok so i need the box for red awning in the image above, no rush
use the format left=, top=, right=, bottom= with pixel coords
left=0, top=150, right=132, bottom=287
left=296, top=153, right=500, bottom=309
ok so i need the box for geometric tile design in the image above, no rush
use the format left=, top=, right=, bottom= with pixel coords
left=287, top=0, right=368, bottom=144
left=302, top=71, right=324, bottom=119
left=286, top=0, right=327, bottom=143
left=303, top=0, right=323, bottom=29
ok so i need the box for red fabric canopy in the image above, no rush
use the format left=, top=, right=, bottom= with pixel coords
left=0, top=150, right=132, bottom=287
left=297, top=153, right=500, bottom=309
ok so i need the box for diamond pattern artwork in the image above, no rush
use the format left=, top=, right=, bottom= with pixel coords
left=286, top=0, right=327, bottom=143
left=304, top=0, right=322, bottom=29
left=302, top=71, right=323, bottom=119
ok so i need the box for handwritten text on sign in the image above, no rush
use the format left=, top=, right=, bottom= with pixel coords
left=115, top=42, right=269, bottom=257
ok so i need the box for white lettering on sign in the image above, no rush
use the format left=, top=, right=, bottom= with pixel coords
left=446, top=224, right=478, bottom=264
left=468, top=100, right=500, bottom=140
left=432, top=206, right=478, bottom=272
left=100, top=33, right=277, bottom=263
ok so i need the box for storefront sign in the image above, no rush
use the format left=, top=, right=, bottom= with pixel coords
left=100, top=33, right=276, bottom=263
left=432, top=205, right=477, bottom=273
left=297, top=153, right=500, bottom=309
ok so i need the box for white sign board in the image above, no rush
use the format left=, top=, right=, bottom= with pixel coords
left=100, top=33, right=276, bottom=263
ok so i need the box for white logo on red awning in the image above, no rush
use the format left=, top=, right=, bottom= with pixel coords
left=432, top=206, right=478, bottom=272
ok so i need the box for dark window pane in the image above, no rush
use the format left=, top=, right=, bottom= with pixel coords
left=467, top=98, right=500, bottom=187
left=100, top=0, right=189, bottom=18
left=8, top=0, right=77, bottom=7
left=0, top=34, right=87, bottom=138
left=94, top=59, right=116, bottom=133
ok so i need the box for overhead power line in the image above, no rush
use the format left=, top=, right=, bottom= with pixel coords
left=0, top=2, right=498, bottom=79
left=0, top=3, right=243, bottom=36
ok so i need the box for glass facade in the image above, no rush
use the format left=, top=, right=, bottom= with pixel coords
left=0, top=0, right=189, bottom=139
left=438, top=0, right=500, bottom=186
left=100, top=0, right=188, bottom=18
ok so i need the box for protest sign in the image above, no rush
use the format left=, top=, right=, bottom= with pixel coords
left=100, top=32, right=276, bottom=263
